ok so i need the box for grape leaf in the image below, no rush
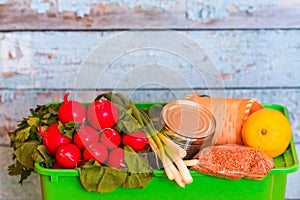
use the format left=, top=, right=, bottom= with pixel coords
left=77, top=146, right=153, bottom=193
left=78, top=161, right=127, bottom=193
left=122, top=145, right=153, bottom=188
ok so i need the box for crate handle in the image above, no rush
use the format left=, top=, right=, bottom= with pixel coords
left=50, top=175, right=59, bottom=182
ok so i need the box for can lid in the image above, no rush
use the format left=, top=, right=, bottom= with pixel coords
left=162, top=100, right=216, bottom=139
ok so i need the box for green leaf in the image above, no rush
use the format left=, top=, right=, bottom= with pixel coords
left=19, top=169, right=32, bottom=184
left=119, top=120, right=141, bottom=133
left=115, top=105, right=141, bottom=133
left=58, top=121, right=65, bottom=133
left=32, top=145, right=54, bottom=168
left=8, top=163, right=23, bottom=176
left=7, top=103, right=60, bottom=184
left=124, top=146, right=150, bottom=173
left=77, top=146, right=153, bottom=193
left=43, top=113, right=51, bottom=119
left=59, top=122, right=81, bottom=140
left=48, top=104, right=60, bottom=115
left=114, top=93, right=130, bottom=109
left=15, top=127, right=31, bottom=143
left=95, top=92, right=132, bottom=110
left=122, top=172, right=152, bottom=189
left=41, top=119, right=48, bottom=124
left=78, top=161, right=127, bottom=193
left=8, top=162, right=32, bottom=184
left=123, top=146, right=153, bottom=188
left=27, top=117, right=40, bottom=127
left=47, top=116, right=58, bottom=125
left=130, top=101, right=144, bottom=125
left=14, top=140, right=39, bottom=169
left=31, top=149, right=44, bottom=163
left=28, top=126, right=40, bottom=141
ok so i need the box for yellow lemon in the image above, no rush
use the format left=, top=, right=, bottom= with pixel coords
left=242, top=109, right=292, bottom=158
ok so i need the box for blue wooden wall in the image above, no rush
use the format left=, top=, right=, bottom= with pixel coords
left=0, top=0, right=299, bottom=199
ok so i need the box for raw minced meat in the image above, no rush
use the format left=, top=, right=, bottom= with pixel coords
left=191, top=144, right=274, bottom=180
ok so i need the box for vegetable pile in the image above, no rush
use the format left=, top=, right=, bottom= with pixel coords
left=8, top=91, right=290, bottom=192
left=8, top=91, right=192, bottom=192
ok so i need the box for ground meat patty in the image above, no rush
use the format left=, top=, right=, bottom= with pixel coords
left=191, top=144, right=274, bottom=180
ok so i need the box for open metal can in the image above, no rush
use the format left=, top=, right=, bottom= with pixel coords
left=161, top=100, right=216, bottom=159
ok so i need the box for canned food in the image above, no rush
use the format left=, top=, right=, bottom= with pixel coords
left=161, top=100, right=216, bottom=159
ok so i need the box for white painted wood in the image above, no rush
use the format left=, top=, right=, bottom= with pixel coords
left=0, top=30, right=300, bottom=89
left=0, top=0, right=300, bottom=29
left=0, top=0, right=299, bottom=198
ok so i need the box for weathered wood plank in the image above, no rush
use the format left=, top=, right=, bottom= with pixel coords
left=0, top=0, right=300, bottom=30
left=1, top=30, right=299, bottom=90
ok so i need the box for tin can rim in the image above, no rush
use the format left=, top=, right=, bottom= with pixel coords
left=161, top=100, right=216, bottom=139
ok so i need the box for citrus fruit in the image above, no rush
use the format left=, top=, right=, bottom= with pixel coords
left=241, top=109, right=292, bottom=158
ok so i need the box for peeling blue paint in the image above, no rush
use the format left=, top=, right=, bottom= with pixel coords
left=29, top=0, right=176, bottom=18
left=1, top=30, right=300, bottom=89
left=186, top=0, right=277, bottom=21
left=28, top=0, right=277, bottom=19
left=30, top=0, right=51, bottom=14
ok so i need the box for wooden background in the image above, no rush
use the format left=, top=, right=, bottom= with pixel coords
left=0, top=0, right=300, bottom=199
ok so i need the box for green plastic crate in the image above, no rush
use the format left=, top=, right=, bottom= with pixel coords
left=34, top=103, right=299, bottom=200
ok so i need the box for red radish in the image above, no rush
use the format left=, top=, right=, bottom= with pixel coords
left=106, top=147, right=126, bottom=168
left=73, top=126, right=99, bottom=150
left=55, top=143, right=82, bottom=169
left=100, top=128, right=121, bottom=149
left=87, top=99, right=119, bottom=130
left=83, top=148, right=94, bottom=161
left=83, top=142, right=108, bottom=164
left=58, top=91, right=86, bottom=124
left=122, top=131, right=148, bottom=151
left=38, top=123, right=72, bottom=156
left=52, top=161, right=62, bottom=169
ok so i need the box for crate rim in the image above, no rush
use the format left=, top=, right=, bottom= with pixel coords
left=35, top=103, right=299, bottom=178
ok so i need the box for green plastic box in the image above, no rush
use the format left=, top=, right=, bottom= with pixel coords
left=34, top=103, right=299, bottom=200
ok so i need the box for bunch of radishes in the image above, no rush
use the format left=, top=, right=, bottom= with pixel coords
left=38, top=91, right=148, bottom=169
